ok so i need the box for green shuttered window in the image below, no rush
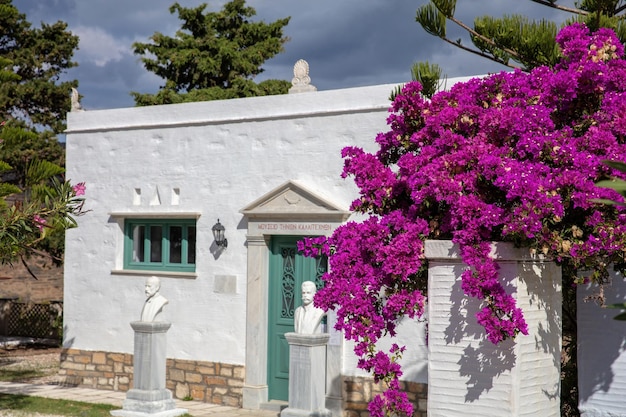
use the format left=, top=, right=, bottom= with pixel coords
left=124, top=219, right=196, bottom=272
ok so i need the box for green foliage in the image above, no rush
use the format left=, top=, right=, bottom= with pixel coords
left=472, top=16, right=559, bottom=68
left=0, top=3, right=80, bottom=266
left=0, top=122, right=86, bottom=265
left=133, top=78, right=291, bottom=105
left=596, top=160, right=626, bottom=206
left=415, top=0, right=626, bottom=71
left=0, top=0, right=79, bottom=134
left=132, top=0, right=291, bottom=105
left=390, top=61, right=446, bottom=101
left=411, top=62, right=446, bottom=98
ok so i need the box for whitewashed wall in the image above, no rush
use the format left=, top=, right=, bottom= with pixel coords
left=578, top=273, right=626, bottom=416
left=64, top=76, right=484, bottom=386
left=64, top=83, right=401, bottom=366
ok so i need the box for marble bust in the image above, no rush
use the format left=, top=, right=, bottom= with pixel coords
left=140, top=276, right=168, bottom=322
left=294, top=281, right=325, bottom=334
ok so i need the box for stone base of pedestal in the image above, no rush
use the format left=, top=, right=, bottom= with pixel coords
left=110, top=409, right=187, bottom=417
left=111, top=322, right=187, bottom=417
left=282, top=333, right=331, bottom=417
left=280, top=407, right=332, bottom=417
left=110, top=389, right=187, bottom=417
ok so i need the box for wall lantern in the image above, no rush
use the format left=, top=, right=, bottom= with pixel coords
left=212, top=219, right=228, bottom=248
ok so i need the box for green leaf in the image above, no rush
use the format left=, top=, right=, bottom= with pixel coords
left=416, top=3, right=447, bottom=38
left=596, top=179, right=626, bottom=193
left=432, top=0, right=456, bottom=18
left=25, top=159, right=65, bottom=187
left=411, top=61, right=446, bottom=99
left=602, top=159, right=626, bottom=173
left=0, top=183, right=21, bottom=198
left=613, top=312, right=626, bottom=321
left=590, top=198, right=626, bottom=206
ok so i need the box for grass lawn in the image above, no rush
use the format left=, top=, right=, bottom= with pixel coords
left=0, top=351, right=194, bottom=416
left=0, top=393, right=117, bottom=416
left=0, top=393, right=195, bottom=416
left=0, top=368, right=54, bottom=382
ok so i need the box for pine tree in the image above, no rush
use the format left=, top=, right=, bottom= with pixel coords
left=0, top=1, right=81, bottom=266
left=132, top=0, right=291, bottom=105
left=0, top=59, right=86, bottom=265
left=0, top=0, right=79, bottom=133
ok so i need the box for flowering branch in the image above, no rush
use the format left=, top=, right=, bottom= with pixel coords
left=302, top=23, right=626, bottom=416
left=0, top=123, right=87, bottom=265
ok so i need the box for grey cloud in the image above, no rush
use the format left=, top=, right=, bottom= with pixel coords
left=13, top=0, right=578, bottom=110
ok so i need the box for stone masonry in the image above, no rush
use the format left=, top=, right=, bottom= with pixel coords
left=342, top=376, right=427, bottom=417
left=60, top=349, right=427, bottom=414
left=59, top=349, right=244, bottom=407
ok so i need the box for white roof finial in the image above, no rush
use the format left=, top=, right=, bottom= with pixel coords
left=71, top=88, right=84, bottom=112
left=289, top=59, right=317, bottom=94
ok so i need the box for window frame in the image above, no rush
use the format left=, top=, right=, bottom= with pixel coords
left=123, top=218, right=196, bottom=273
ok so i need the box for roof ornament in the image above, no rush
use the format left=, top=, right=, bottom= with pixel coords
left=71, top=88, right=84, bottom=112
left=289, top=59, right=317, bottom=94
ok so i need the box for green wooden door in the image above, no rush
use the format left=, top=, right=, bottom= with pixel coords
left=267, top=235, right=327, bottom=401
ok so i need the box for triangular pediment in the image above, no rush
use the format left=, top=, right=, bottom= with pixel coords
left=240, top=180, right=351, bottom=221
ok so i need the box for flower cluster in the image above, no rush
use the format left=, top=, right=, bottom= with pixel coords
left=301, top=23, right=626, bottom=416
left=0, top=123, right=87, bottom=264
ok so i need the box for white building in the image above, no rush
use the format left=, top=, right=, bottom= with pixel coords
left=61, top=77, right=437, bottom=415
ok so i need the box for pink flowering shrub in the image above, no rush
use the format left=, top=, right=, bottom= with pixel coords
left=0, top=122, right=87, bottom=264
left=299, top=23, right=626, bottom=417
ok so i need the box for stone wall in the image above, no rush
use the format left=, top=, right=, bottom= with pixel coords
left=343, top=376, right=427, bottom=417
left=60, top=349, right=427, bottom=414
left=59, top=349, right=244, bottom=407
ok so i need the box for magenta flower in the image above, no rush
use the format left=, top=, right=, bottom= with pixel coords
left=33, top=215, right=47, bottom=232
left=72, top=182, right=86, bottom=196
left=300, top=23, right=626, bottom=416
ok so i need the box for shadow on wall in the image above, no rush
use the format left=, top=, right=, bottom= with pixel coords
left=445, top=270, right=516, bottom=402
left=444, top=260, right=562, bottom=404
left=578, top=271, right=626, bottom=404
left=519, top=261, right=562, bottom=401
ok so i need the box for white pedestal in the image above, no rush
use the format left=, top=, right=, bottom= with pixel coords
left=111, top=321, right=187, bottom=417
left=425, top=240, right=562, bottom=417
left=280, top=333, right=332, bottom=417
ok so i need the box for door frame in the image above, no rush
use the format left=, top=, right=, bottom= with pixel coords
left=239, top=181, right=351, bottom=411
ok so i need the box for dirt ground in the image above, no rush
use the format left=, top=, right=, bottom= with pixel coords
left=0, top=346, right=66, bottom=417
left=0, top=345, right=63, bottom=385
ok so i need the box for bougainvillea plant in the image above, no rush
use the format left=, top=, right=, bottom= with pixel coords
left=299, top=23, right=626, bottom=417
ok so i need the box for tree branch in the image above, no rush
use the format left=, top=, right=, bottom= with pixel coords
left=25, top=246, right=64, bottom=262
left=439, top=36, right=521, bottom=71
left=20, top=255, right=38, bottom=280
left=528, top=0, right=588, bottom=15
left=614, top=4, right=626, bottom=15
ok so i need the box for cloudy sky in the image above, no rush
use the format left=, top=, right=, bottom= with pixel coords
left=14, top=0, right=572, bottom=110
